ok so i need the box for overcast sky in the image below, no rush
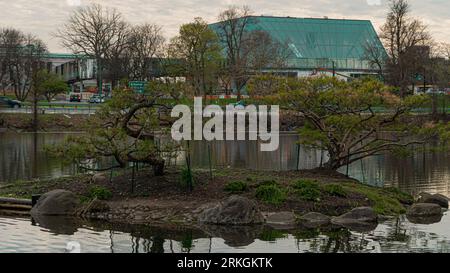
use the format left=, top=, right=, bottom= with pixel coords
left=1, top=0, right=449, bottom=52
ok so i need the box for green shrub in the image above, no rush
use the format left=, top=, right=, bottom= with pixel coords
left=89, top=185, right=112, bottom=200
left=293, top=179, right=321, bottom=201
left=224, top=181, right=248, bottom=193
left=323, top=184, right=348, bottom=197
left=342, top=183, right=407, bottom=215
left=255, top=184, right=286, bottom=205
left=181, top=167, right=194, bottom=189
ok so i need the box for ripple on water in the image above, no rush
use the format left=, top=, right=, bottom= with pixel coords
left=0, top=214, right=450, bottom=253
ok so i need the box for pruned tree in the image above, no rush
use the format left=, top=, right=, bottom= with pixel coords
left=48, top=88, right=180, bottom=176
left=379, top=0, right=432, bottom=96
left=278, top=76, right=438, bottom=171
left=57, top=4, right=129, bottom=93
left=168, top=17, right=222, bottom=97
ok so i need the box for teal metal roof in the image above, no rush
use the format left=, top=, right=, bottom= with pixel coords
left=43, top=53, right=86, bottom=59
left=210, top=16, right=386, bottom=71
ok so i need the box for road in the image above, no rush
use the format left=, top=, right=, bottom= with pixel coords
left=0, top=101, right=100, bottom=114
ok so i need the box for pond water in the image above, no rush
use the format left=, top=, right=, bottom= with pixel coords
left=0, top=132, right=449, bottom=253
left=0, top=213, right=449, bottom=253
left=1, top=132, right=449, bottom=197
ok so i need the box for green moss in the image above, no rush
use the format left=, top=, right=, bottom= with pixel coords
left=224, top=181, right=248, bottom=193
left=323, top=184, right=348, bottom=198
left=255, top=184, right=286, bottom=205
left=293, top=179, right=321, bottom=201
left=384, top=187, right=414, bottom=205
left=342, top=183, right=407, bottom=215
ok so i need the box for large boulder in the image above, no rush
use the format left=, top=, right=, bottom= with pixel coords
left=331, top=207, right=378, bottom=225
left=265, top=212, right=296, bottom=229
left=31, top=190, right=81, bottom=216
left=407, top=214, right=443, bottom=225
left=421, top=194, right=449, bottom=209
left=406, top=203, right=443, bottom=217
left=198, top=195, right=264, bottom=225
left=299, top=212, right=331, bottom=228
left=417, top=192, right=432, bottom=203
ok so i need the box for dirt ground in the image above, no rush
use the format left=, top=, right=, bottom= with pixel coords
left=0, top=166, right=382, bottom=217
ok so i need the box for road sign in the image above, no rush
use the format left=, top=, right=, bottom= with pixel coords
left=129, top=81, right=147, bottom=94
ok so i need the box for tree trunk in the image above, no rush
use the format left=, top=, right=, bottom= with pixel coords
left=153, top=160, right=165, bottom=176
left=32, top=89, right=38, bottom=132
left=431, top=93, right=438, bottom=121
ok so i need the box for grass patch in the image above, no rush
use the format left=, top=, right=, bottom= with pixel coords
left=323, top=184, right=348, bottom=198
left=342, top=183, right=407, bottom=215
left=259, top=180, right=279, bottom=187
left=88, top=185, right=112, bottom=200
left=255, top=183, right=286, bottom=205
left=0, top=174, right=91, bottom=199
left=224, top=181, right=248, bottom=194
left=293, top=179, right=321, bottom=202
left=384, top=187, right=414, bottom=205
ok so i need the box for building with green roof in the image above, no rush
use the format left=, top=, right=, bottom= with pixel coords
left=210, top=16, right=386, bottom=80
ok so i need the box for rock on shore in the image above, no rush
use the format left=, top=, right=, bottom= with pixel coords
left=198, top=195, right=264, bottom=225
left=331, top=207, right=378, bottom=231
left=299, top=212, right=331, bottom=228
left=421, top=194, right=449, bottom=209
left=31, top=189, right=81, bottom=216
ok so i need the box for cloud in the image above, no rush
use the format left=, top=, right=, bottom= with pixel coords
left=1, top=0, right=449, bottom=52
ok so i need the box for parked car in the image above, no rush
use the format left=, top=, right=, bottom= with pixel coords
left=425, top=88, right=446, bottom=95
left=0, top=96, right=22, bottom=108
left=69, top=94, right=81, bottom=102
left=88, top=94, right=105, bottom=103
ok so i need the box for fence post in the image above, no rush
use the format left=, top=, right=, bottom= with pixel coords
left=208, top=143, right=213, bottom=182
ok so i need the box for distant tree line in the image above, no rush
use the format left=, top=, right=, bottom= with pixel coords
left=365, top=0, right=450, bottom=99
left=55, top=4, right=290, bottom=98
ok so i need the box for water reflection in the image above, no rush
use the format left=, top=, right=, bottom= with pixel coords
left=0, top=213, right=449, bottom=253
left=0, top=132, right=79, bottom=182
left=1, top=132, right=449, bottom=198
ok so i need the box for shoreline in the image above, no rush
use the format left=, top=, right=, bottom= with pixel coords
left=0, top=167, right=414, bottom=228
